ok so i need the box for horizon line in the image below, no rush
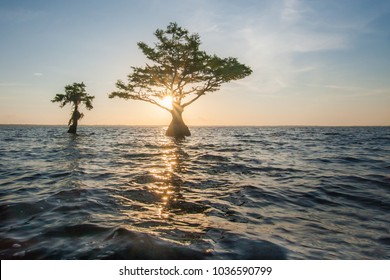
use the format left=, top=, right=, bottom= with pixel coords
left=1, top=123, right=389, bottom=128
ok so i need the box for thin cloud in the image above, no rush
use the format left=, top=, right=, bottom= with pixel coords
left=293, top=66, right=317, bottom=73
left=281, top=0, right=308, bottom=23
left=183, top=0, right=356, bottom=95
left=325, top=84, right=390, bottom=97
left=325, top=84, right=364, bottom=91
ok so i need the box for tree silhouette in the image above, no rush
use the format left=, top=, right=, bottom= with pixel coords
left=52, top=82, right=94, bottom=134
left=109, top=22, right=252, bottom=138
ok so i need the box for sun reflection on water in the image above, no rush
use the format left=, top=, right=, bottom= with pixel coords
left=114, top=129, right=212, bottom=251
left=150, top=136, right=186, bottom=219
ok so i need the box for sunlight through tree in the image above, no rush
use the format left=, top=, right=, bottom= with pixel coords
left=109, top=22, right=252, bottom=138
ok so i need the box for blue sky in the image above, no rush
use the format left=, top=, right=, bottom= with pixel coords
left=1, top=0, right=389, bottom=125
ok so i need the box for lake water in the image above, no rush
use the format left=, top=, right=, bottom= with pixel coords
left=0, top=126, right=389, bottom=259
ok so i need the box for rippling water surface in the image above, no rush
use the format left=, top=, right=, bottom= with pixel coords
left=0, top=126, right=389, bottom=259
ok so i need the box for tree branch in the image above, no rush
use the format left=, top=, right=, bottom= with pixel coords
left=181, top=90, right=206, bottom=108
left=181, top=79, right=217, bottom=108
left=142, top=97, right=172, bottom=112
left=129, top=94, right=172, bottom=112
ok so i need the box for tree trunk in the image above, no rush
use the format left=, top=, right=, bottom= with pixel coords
left=166, top=104, right=191, bottom=138
left=67, top=121, right=78, bottom=134
left=67, top=108, right=80, bottom=134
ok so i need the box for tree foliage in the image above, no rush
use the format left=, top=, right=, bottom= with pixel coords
left=109, top=22, right=252, bottom=112
left=52, top=82, right=94, bottom=111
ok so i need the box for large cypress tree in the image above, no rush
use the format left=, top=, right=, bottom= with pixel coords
left=109, top=22, right=252, bottom=138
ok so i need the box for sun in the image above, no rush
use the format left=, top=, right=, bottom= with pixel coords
left=160, top=96, right=173, bottom=110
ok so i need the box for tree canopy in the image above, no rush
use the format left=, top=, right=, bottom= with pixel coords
left=52, top=82, right=94, bottom=110
left=109, top=22, right=252, bottom=112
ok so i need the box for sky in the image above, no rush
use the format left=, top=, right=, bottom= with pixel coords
left=0, top=0, right=390, bottom=126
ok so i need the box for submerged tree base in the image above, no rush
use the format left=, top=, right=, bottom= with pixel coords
left=165, top=106, right=191, bottom=138
left=166, top=113, right=190, bottom=138
left=67, top=124, right=77, bottom=134
left=166, top=122, right=191, bottom=138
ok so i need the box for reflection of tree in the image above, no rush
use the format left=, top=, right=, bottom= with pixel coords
left=63, top=135, right=83, bottom=187
left=150, top=138, right=207, bottom=219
